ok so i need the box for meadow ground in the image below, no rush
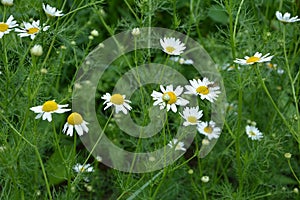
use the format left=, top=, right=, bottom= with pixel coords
left=0, top=0, right=300, bottom=199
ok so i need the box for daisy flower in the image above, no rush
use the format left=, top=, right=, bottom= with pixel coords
left=197, top=121, right=221, bottom=140
left=101, top=93, right=132, bottom=114
left=160, top=37, right=186, bottom=55
left=63, top=112, right=89, bottom=137
left=185, top=78, right=220, bottom=103
left=276, top=11, right=300, bottom=23
left=0, top=15, right=18, bottom=38
left=180, top=106, right=203, bottom=126
left=15, top=20, right=50, bottom=40
left=43, top=3, right=64, bottom=17
left=245, top=125, right=263, bottom=140
left=170, top=56, right=194, bottom=65
left=234, top=52, right=273, bottom=65
left=30, top=100, right=70, bottom=122
left=151, top=85, right=189, bottom=113
left=167, top=139, right=186, bottom=151
left=73, top=163, right=94, bottom=173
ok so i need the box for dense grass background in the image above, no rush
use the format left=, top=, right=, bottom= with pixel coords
left=0, top=0, right=299, bottom=199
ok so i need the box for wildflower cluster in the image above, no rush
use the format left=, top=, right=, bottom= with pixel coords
left=0, top=3, right=64, bottom=40
left=101, top=36, right=222, bottom=152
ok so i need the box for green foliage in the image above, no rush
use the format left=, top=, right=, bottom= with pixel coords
left=0, top=0, right=300, bottom=199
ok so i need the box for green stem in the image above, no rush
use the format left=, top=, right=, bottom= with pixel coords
left=254, top=66, right=297, bottom=137
left=71, top=110, right=114, bottom=186
left=287, top=159, right=300, bottom=185
left=1, top=113, right=52, bottom=200
left=283, top=26, right=300, bottom=138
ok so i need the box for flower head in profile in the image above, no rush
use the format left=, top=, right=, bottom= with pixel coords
left=245, top=125, right=263, bottom=140
left=185, top=78, right=220, bottom=103
left=167, top=139, right=186, bottom=151
left=276, top=11, right=300, bottom=23
left=73, top=163, right=94, bottom=173
left=151, top=85, right=189, bottom=113
left=102, top=93, right=132, bottom=114
left=1, top=0, right=13, bottom=6
left=0, top=15, right=18, bottom=38
left=160, top=37, right=186, bottom=55
left=180, top=106, right=203, bottom=126
left=234, top=52, right=273, bottom=65
left=30, top=100, right=70, bottom=122
left=30, top=44, right=43, bottom=56
left=197, top=121, right=221, bottom=140
left=131, top=27, right=140, bottom=36
left=43, top=3, right=64, bottom=17
left=15, top=20, right=50, bottom=40
left=63, top=112, right=89, bottom=136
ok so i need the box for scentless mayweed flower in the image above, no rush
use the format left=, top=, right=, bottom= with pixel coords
left=179, top=106, right=203, bottom=126
left=63, top=112, right=89, bottom=136
left=185, top=78, right=220, bottom=103
left=170, top=56, right=194, bottom=65
left=151, top=85, right=189, bottom=113
left=197, top=121, right=221, bottom=140
left=43, top=3, right=64, bottom=17
left=30, top=100, right=70, bottom=122
left=30, top=44, right=43, bottom=56
left=73, top=163, right=94, bottom=173
left=160, top=37, right=186, bottom=55
left=1, top=0, right=13, bottom=6
left=0, top=15, right=18, bottom=38
left=15, top=20, right=50, bottom=40
left=245, top=125, right=263, bottom=140
left=131, top=27, right=140, bottom=36
left=102, top=93, right=132, bottom=114
left=201, top=176, right=210, bottom=183
left=234, top=52, right=273, bottom=65
left=276, top=11, right=300, bottom=23
left=167, top=139, right=186, bottom=151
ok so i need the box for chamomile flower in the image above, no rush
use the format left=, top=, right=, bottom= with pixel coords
left=30, top=100, right=70, bottom=122
left=160, top=37, right=186, bottom=55
left=197, top=121, right=221, bottom=140
left=15, top=20, right=50, bottom=40
left=170, top=56, right=194, bottom=65
left=167, top=139, right=186, bottom=151
left=0, top=15, right=18, bottom=38
left=43, top=3, right=64, bottom=17
left=151, top=85, right=189, bottom=113
left=234, top=52, right=273, bottom=65
left=180, top=106, right=203, bottom=126
left=73, top=163, right=94, bottom=173
left=276, top=11, right=300, bottom=23
left=102, top=93, right=132, bottom=114
left=63, top=112, right=89, bottom=137
left=245, top=125, right=263, bottom=140
left=185, top=78, right=220, bottom=103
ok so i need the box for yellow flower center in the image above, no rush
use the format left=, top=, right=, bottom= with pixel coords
left=196, top=86, right=209, bottom=95
left=249, top=131, right=256, bottom=136
left=110, top=94, right=124, bottom=105
left=187, top=116, right=197, bottom=123
left=27, top=27, right=39, bottom=34
left=165, top=46, right=175, bottom=53
left=67, top=112, right=83, bottom=125
left=0, top=23, right=9, bottom=32
left=42, top=101, right=58, bottom=112
left=80, top=167, right=85, bottom=172
left=204, top=126, right=213, bottom=134
left=162, top=92, right=177, bottom=104
left=246, top=56, right=260, bottom=63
